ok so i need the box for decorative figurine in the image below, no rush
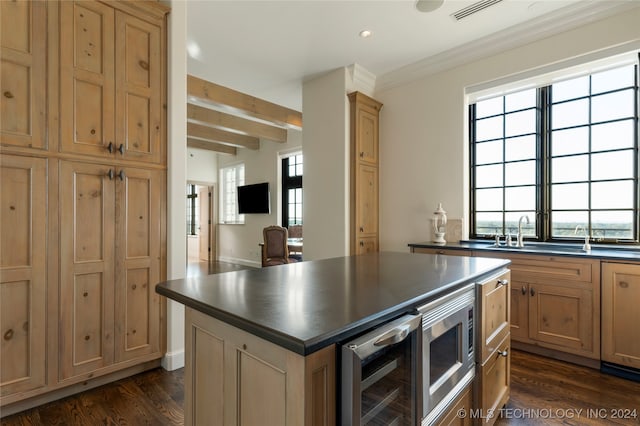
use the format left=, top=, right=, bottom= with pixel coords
left=432, top=203, right=447, bottom=245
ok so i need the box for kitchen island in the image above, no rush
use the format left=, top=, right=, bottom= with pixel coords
left=156, top=251, right=510, bottom=425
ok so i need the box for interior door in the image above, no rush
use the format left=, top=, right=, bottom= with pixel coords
left=198, top=187, right=210, bottom=262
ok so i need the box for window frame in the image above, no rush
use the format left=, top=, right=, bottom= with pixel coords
left=187, top=184, right=198, bottom=236
left=219, top=163, right=245, bottom=225
left=469, top=62, right=640, bottom=245
left=281, top=153, right=303, bottom=228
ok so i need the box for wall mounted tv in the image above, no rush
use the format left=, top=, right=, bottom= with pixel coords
left=237, top=182, right=271, bottom=214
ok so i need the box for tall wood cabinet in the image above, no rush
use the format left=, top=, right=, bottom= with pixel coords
left=348, top=91, right=382, bottom=255
left=0, top=0, right=167, bottom=411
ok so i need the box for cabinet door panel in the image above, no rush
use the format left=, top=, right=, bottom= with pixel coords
left=115, top=12, right=162, bottom=163
left=356, top=107, right=378, bottom=164
left=60, top=161, right=115, bottom=378
left=602, top=263, right=640, bottom=369
left=60, top=1, right=115, bottom=158
left=356, top=165, right=378, bottom=235
left=477, top=335, right=510, bottom=426
left=114, top=168, right=161, bottom=362
left=528, top=283, right=594, bottom=356
left=509, top=281, right=529, bottom=342
left=478, top=270, right=510, bottom=362
left=0, top=0, right=46, bottom=149
left=0, top=155, right=47, bottom=397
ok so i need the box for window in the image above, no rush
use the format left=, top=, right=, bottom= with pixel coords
left=470, top=62, right=639, bottom=244
left=220, top=164, right=245, bottom=224
left=282, top=154, right=303, bottom=227
left=186, top=184, right=199, bottom=235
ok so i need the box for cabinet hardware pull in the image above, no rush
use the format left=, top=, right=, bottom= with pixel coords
left=107, top=142, right=114, bottom=153
left=360, top=241, right=364, bottom=247
left=437, top=250, right=444, bottom=254
left=497, top=279, right=509, bottom=287
left=4, top=91, right=14, bottom=99
left=530, top=287, right=535, bottom=297
left=3, top=329, right=14, bottom=340
left=139, top=60, right=149, bottom=70
left=118, top=170, right=125, bottom=181
left=108, top=169, right=115, bottom=180
left=118, top=143, right=124, bottom=155
left=499, top=349, right=508, bottom=357
left=359, top=227, right=364, bottom=232
left=521, top=285, right=526, bottom=295
left=359, top=152, right=364, bottom=158
left=619, top=281, right=629, bottom=288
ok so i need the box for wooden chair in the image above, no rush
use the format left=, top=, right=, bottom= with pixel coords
left=261, top=226, right=299, bottom=267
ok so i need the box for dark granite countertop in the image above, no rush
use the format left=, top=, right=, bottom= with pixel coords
left=409, top=241, right=640, bottom=262
left=156, top=252, right=510, bottom=356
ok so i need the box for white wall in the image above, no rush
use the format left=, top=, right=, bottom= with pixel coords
left=217, top=130, right=302, bottom=265
left=187, top=147, right=218, bottom=183
left=377, top=8, right=640, bottom=252
left=164, top=0, right=187, bottom=371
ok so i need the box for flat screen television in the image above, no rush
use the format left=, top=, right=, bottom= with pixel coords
left=237, top=182, right=270, bottom=214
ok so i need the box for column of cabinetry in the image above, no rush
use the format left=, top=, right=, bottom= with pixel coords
left=348, top=92, right=382, bottom=255
left=0, top=0, right=168, bottom=409
left=601, top=262, right=640, bottom=370
left=475, top=270, right=511, bottom=426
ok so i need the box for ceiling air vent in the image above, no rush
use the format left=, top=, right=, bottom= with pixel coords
left=452, top=0, right=503, bottom=21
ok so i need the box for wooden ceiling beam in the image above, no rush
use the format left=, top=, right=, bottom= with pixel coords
left=187, top=122, right=260, bottom=150
left=187, top=103, right=287, bottom=143
left=187, top=74, right=302, bottom=129
left=187, top=138, right=237, bottom=155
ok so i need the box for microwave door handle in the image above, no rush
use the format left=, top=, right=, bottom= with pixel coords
left=373, top=324, right=412, bottom=347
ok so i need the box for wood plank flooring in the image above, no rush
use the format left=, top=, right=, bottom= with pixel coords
left=3, top=349, right=638, bottom=425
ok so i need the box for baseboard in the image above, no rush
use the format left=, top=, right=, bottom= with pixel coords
left=217, top=256, right=261, bottom=268
left=511, top=341, right=600, bottom=369
left=161, top=349, right=185, bottom=371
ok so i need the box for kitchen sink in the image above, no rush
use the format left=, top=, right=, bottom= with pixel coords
left=479, top=244, right=590, bottom=255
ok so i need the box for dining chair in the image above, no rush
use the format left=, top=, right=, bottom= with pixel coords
left=262, top=226, right=299, bottom=267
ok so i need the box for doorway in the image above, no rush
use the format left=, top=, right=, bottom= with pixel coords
left=186, top=183, right=216, bottom=269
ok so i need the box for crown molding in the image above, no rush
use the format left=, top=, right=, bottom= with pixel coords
left=376, top=1, right=640, bottom=92
left=347, top=63, right=377, bottom=97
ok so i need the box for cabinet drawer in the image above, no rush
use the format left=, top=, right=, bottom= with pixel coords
left=476, top=334, right=510, bottom=426
left=477, top=270, right=510, bottom=363
left=434, top=382, right=472, bottom=426
left=412, top=247, right=471, bottom=256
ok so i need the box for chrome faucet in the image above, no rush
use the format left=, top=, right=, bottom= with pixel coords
left=516, top=215, right=530, bottom=247
left=575, top=225, right=591, bottom=252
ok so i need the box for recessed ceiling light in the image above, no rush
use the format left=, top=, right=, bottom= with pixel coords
left=359, top=30, right=372, bottom=38
left=187, top=41, right=202, bottom=59
left=415, top=0, right=444, bottom=12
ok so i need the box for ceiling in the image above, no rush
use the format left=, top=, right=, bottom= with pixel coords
left=186, top=0, right=636, bottom=112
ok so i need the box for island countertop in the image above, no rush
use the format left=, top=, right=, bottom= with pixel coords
left=156, top=251, right=510, bottom=355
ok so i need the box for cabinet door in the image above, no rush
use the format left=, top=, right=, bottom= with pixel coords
left=602, top=263, right=640, bottom=369
left=349, top=92, right=381, bottom=165
left=355, top=164, right=378, bottom=235
left=0, top=155, right=47, bottom=397
left=115, top=12, right=163, bottom=164
left=477, top=270, right=510, bottom=362
left=59, top=161, right=115, bottom=379
left=528, top=283, right=596, bottom=357
left=476, top=334, right=510, bottom=426
left=434, top=383, right=472, bottom=426
left=509, top=281, right=529, bottom=342
left=60, top=1, right=115, bottom=159
left=356, top=237, right=378, bottom=255
left=0, top=0, right=47, bottom=149
left=114, top=168, right=162, bottom=362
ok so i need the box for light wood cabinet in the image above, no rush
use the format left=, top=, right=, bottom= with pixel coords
left=0, top=155, right=47, bottom=398
left=475, top=270, right=510, bottom=426
left=59, top=161, right=163, bottom=379
left=475, top=334, right=510, bottom=426
left=434, top=383, right=473, bottom=426
left=60, top=0, right=164, bottom=164
left=185, top=307, right=336, bottom=426
left=475, top=252, right=600, bottom=361
left=349, top=91, right=382, bottom=255
left=601, top=262, right=640, bottom=369
left=0, top=1, right=47, bottom=150
left=1, top=0, right=167, bottom=410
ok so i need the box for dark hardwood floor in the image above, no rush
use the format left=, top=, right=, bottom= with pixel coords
left=3, top=349, right=638, bottom=425
left=2, top=262, right=638, bottom=424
